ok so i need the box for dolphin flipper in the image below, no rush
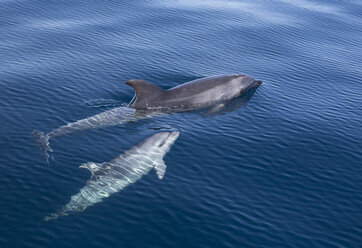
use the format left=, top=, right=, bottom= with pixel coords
left=154, top=160, right=167, bottom=180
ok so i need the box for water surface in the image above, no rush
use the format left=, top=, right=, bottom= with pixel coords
left=1, top=0, right=361, bottom=247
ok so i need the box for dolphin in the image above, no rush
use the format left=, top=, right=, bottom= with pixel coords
left=126, top=74, right=262, bottom=111
left=44, top=131, right=179, bottom=221
left=33, top=74, right=261, bottom=161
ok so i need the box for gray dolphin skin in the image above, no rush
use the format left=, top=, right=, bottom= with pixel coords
left=45, top=131, right=180, bottom=221
left=126, top=74, right=262, bottom=111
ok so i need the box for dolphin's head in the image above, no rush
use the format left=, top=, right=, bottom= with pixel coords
left=234, top=75, right=262, bottom=96
left=140, top=131, right=180, bottom=155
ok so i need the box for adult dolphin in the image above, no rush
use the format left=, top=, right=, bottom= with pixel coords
left=126, top=74, right=262, bottom=111
left=44, top=131, right=179, bottom=221
left=33, top=74, right=261, bottom=160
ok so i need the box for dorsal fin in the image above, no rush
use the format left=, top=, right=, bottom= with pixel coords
left=125, top=79, right=164, bottom=109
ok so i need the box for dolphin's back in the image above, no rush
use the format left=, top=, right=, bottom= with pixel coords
left=169, top=74, right=241, bottom=92
left=161, top=75, right=244, bottom=106
left=126, top=74, right=255, bottom=110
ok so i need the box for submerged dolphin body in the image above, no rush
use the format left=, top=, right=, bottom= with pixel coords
left=32, top=107, right=159, bottom=162
left=126, top=74, right=262, bottom=111
left=45, top=131, right=179, bottom=221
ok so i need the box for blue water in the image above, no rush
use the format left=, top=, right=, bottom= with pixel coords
left=1, top=0, right=361, bottom=247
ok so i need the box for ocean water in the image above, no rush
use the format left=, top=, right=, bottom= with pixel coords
left=1, top=0, right=361, bottom=247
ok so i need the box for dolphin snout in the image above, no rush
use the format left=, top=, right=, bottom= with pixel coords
left=254, top=80, right=263, bottom=86
left=249, top=80, right=262, bottom=89
left=169, top=131, right=180, bottom=139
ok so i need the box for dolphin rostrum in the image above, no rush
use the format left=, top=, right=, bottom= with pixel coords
left=126, top=74, right=262, bottom=111
left=45, top=131, right=180, bottom=221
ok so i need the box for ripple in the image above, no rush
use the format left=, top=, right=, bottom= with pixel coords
left=1, top=0, right=362, bottom=247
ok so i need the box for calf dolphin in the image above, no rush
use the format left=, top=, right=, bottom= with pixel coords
left=126, top=74, right=262, bottom=111
left=45, top=131, right=179, bottom=221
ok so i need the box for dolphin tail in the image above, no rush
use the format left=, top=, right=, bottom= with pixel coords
left=44, top=210, right=68, bottom=221
left=32, top=130, right=52, bottom=164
